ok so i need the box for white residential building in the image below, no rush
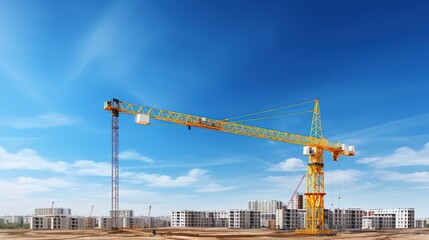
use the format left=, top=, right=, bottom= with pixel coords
left=30, top=217, right=51, bottom=230
left=0, top=216, right=24, bottom=226
left=170, top=210, right=227, bottom=227
left=30, top=207, right=87, bottom=230
left=35, top=208, right=71, bottom=216
left=332, top=208, right=365, bottom=230
left=289, top=193, right=304, bottom=210
left=149, top=216, right=172, bottom=228
left=95, top=217, right=112, bottom=229
left=248, top=200, right=282, bottom=213
left=229, top=209, right=260, bottom=229
left=362, top=215, right=396, bottom=230
left=370, top=208, right=415, bottom=229
left=415, top=217, right=429, bottom=228
left=248, top=200, right=282, bottom=227
left=275, top=208, right=300, bottom=230
left=110, top=210, right=134, bottom=218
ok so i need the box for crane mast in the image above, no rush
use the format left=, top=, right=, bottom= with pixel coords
left=109, top=99, right=120, bottom=230
left=104, top=98, right=355, bottom=235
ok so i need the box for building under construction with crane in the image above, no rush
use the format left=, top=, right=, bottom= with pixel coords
left=104, top=98, right=356, bottom=235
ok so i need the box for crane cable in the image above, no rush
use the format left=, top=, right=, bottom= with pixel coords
left=338, top=159, right=341, bottom=210
left=224, top=99, right=316, bottom=121
left=331, top=160, right=334, bottom=211
left=147, top=99, right=315, bottom=126
left=233, top=110, right=313, bottom=123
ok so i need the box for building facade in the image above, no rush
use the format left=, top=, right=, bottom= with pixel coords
left=332, top=208, right=365, bottom=230
left=30, top=208, right=80, bottom=230
left=110, top=210, right=134, bottom=218
left=229, top=209, right=261, bottom=229
left=369, top=208, right=415, bottom=228
left=248, top=200, right=282, bottom=227
left=275, top=208, right=300, bottom=230
left=415, top=217, right=429, bottom=228
left=0, top=216, right=24, bottom=227
left=362, top=215, right=396, bottom=230
left=289, top=194, right=304, bottom=210
left=171, top=210, right=227, bottom=227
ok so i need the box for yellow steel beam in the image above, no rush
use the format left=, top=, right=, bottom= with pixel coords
left=104, top=101, right=352, bottom=159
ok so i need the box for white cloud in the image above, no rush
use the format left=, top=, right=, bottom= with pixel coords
left=0, top=146, right=110, bottom=177
left=0, top=146, right=68, bottom=172
left=196, top=183, right=238, bottom=193
left=0, top=177, right=73, bottom=198
left=131, top=168, right=207, bottom=187
left=269, top=158, right=306, bottom=171
left=325, top=169, right=365, bottom=184
left=378, top=170, right=429, bottom=183
left=357, top=142, right=429, bottom=168
left=263, top=174, right=306, bottom=190
left=120, top=149, right=154, bottom=163
left=0, top=113, right=79, bottom=129
left=71, top=160, right=111, bottom=177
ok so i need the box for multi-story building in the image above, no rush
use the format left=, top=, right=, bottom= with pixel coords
left=35, top=208, right=71, bottom=216
left=415, top=217, right=429, bottom=228
left=95, top=217, right=112, bottom=229
left=30, top=208, right=77, bottom=230
left=248, top=200, right=282, bottom=213
left=148, top=216, right=172, bottom=228
left=211, top=211, right=229, bottom=227
left=229, top=209, right=260, bottom=229
left=362, top=215, right=395, bottom=230
left=30, top=216, right=51, bottom=229
left=171, top=210, right=227, bottom=227
left=275, top=208, right=299, bottom=230
left=30, top=207, right=87, bottom=230
left=110, top=210, right=134, bottom=218
left=369, top=208, right=415, bottom=228
left=0, top=216, right=24, bottom=227
left=248, top=200, right=282, bottom=227
left=332, top=208, right=365, bottom=230
left=85, top=217, right=96, bottom=229
left=289, top=194, right=304, bottom=210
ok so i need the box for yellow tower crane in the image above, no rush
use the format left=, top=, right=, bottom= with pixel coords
left=104, top=98, right=355, bottom=234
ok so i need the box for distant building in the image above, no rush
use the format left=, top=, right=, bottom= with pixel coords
left=415, top=217, right=429, bottom=228
left=95, top=217, right=112, bottom=229
left=229, top=209, right=261, bottom=229
left=35, top=208, right=71, bottom=217
left=362, top=215, right=395, bottom=230
left=85, top=217, right=96, bottom=229
left=31, top=207, right=80, bottom=230
left=170, top=210, right=227, bottom=227
left=289, top=193, right=304, bottom=210
left=332, top=208, right=365, bottom=230
left=110, top=210, right=134, bottom=218
left=0, top=216, right=24, bottom=227
left=149, top=216, right=171, bottom=228
left=369, top=208, right=415, bottom=228
left=31, top=216, right=51, bottom=230
left=275, top=208, right=300, bottom=230
left=248, top=200, right=282, bottom=227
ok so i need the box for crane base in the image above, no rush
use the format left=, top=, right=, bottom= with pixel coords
left=295, top=229, right=336, bottom=236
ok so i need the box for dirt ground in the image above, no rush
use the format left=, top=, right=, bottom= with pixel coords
left=1, top=227, right=429, bottom=240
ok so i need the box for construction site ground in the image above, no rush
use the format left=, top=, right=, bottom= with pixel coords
left=1, top=228, right=429, bottom=240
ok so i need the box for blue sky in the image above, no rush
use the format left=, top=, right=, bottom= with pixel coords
left=1, top=0, right=429, bottom=217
